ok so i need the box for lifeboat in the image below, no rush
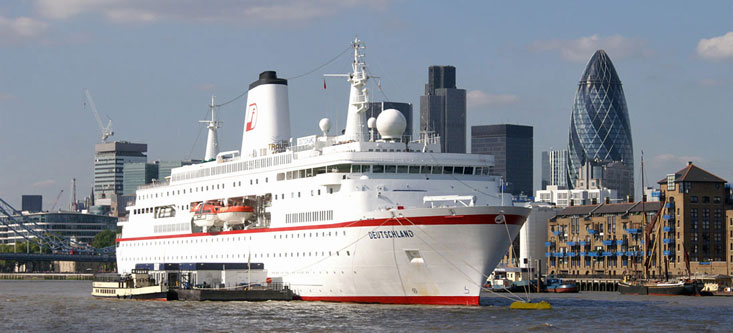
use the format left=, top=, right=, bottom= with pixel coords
left=217, top=205, right=254, bottom=226
left=190, top=202, right=221, bottom=227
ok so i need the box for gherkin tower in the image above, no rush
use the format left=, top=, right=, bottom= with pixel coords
left=567, top=50, right=634, bottom=198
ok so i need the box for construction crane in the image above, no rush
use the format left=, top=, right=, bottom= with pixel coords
left=51, top=189, right=63, bottom=211
left=84, top=89, right=114, bottom=143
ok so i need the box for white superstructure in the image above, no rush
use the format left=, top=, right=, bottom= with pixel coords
left=116, top=38, right=530, bottom=305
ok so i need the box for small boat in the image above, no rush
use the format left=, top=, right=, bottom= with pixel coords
left=546, top=277, right=579, bottom=293
left=92, top=269, right=169, bottom=301
left=190, top=202, right=254, bottom=228
left=508, top=279, right=544, bottom=293
left=618, top=279, right=703, bottom=296
left=217, top=205, right=254, bottom=226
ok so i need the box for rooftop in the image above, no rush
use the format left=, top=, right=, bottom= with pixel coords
left=657, top=162, right=727, bottom=184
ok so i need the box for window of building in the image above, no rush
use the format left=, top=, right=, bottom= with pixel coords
left=690, top=196, right=698, bottom=203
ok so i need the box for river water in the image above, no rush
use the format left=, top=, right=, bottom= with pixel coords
left=1, top=280, right=731, bottom=332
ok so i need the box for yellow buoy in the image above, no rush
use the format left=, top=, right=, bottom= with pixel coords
left=509, top=300, right=552, bottom=310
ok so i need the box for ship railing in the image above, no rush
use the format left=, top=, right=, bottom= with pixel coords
left=138, top=180, right=170, bottom=190
left=423, top=195, right=476, bottom=208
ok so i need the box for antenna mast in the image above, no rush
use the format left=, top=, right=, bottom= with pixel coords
left=200, top=96, right=220, bottom=161
left=324, top=37, right=370, bottom=142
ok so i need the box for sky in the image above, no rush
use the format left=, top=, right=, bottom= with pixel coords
left=0, top=1, right=732, bottom=210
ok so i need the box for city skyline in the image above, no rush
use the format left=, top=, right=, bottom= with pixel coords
left=1, top=1, right=732, bottom=209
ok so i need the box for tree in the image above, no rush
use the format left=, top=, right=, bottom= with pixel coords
left=92, top=230, right=116, bottom=249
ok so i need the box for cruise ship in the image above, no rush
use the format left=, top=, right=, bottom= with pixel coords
left=116, top=38, right=530, bottom=305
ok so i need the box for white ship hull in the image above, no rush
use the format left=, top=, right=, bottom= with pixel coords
left=118, top=206, right=526, bottom=305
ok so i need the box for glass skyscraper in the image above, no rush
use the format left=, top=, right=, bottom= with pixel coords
left=420, top=66, right=466, bottom=153
left=567, top=50, right=634, bottom=199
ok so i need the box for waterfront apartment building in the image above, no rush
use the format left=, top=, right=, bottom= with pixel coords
left=471, top=124, right=533, bottom=196
left=366, top=102, right=414, bottom=141
left=419, top=65, right=466, bottom=153
left=655, top=162, right=732, bottom=276
left=546, top=201, right=660, bottom=278
left=546, top=162, right=733, bottom=278
left=0, top=212, right=117, bottom=245
left=94, top=141, right=147, bottom=199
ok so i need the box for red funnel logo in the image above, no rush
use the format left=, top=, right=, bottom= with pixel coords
left=246, top=103, right=258, bottom=132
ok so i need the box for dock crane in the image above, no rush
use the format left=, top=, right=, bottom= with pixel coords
left=84, top=89, right=114, bottom=143
left=50, top=189, right=63, bottom=211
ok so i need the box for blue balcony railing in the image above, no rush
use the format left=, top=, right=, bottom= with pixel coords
left=663, top=214, right=672, bottom=221
left=625, top=228, right=641, bottom=234
left=602, top=251, right=615, bottom=256
left=544, top=242, right=553, bottom=247
left=545, top=252, right=552, bottom=257
left=663, top=238, right=674, bottom=244
left=663, top=250, right=673, bottom=256
left=663, top=226, right=673, bottom=233
left=602, top=240, right=614, bottom=246
left=616, top=240, right=626, bottom=245
left=579, top=241, right=588, bottom=246
left=588, top=230, right=596, bottom=234
left=567, top=241, right=577, bottom=246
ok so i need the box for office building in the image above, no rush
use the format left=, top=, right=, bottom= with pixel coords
left=21, top=195, right=42, bottom=213
left=541, top=149, right=569, bottom=190
left=366, top=102, right=413, bottom=141
left=0, top=212, right=117, bottom=245
left=535, top=185, right=618, bottom=208
left=471, top=124, right=533, bottom=196
left=420, top=66, right=466, bottom=153
left=567, top=50, right=634, bottom=199
left=122, top=162, right=159, bottom=195
left=94, top=141, right=147, bottom=200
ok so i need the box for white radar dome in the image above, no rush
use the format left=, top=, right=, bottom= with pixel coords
left=376, top=109, right=406, bottom=140
left=319, top=118, right=331, bottom=136
left=367, top=117, right=377, bottom=129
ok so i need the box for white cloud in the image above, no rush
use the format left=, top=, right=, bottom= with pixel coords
left=0, top=15, right=48, bottom=45
left=697, top=32, right=733, bottom=60
left=532, top=34, right=651, bottom=62
left=467, top=90, right=519, bottom=108
left=34, top=0, right=390, bottom=24
left=31, top=179, right=55, bottom=187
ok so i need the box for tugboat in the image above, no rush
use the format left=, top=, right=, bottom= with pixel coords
left=546, top=277, right=579, bottom=293
left=92, top=269, right=169, bottom=301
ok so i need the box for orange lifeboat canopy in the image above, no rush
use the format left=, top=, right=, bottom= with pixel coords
left=218, top=206, right=254, bottom=213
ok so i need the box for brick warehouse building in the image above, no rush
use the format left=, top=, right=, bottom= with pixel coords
left=656, top=162, right=732, bottom=276
left=546, top=201, right=660, bottom=278
left=546, top=162, right=733, bottom=278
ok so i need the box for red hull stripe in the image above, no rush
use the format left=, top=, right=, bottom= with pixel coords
left=117, top=213, right=524, bottom=243
left=298, top=295, right=479, bottom=306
